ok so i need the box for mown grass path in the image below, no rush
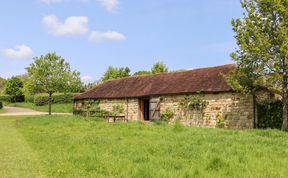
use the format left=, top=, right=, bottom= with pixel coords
left=0, top=117, right=46, bottom=178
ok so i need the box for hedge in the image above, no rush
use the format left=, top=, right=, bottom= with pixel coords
left=34, top=93, right=79, bottom=106
left=0, top=101, right=3, bottom=109
left=257, top=99, right=283, bottom=129
left=0, top=95, right=25, bottom=103
left=25, top=95, right=34, bottom=103
left=13, top=95, right=25, bottom=102
left=0, top=95, right=12, bottom=102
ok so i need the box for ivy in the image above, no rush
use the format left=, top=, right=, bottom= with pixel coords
left=160, top=108, right=175, bottom=122
left=179, top=95, right=208, bottom=115
left=112, top=104, right=125, bottom=116
left=216, top=113, right=226, bottom=128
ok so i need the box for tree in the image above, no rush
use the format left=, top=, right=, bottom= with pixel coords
left=102, top=66, right=131, bottom=81
left=5, top=76, right=23, bottom=102
left=151, top=62, right=168, bottom=74
left=133, top=70, right=151, bottom=76
left=0, top=77, right=6, bottom=94
left=26, top=52, right=82, bottom=115
left=231, top=0, right=288, bottom=130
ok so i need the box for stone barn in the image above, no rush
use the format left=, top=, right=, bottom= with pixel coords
left=74, top=64, right=255, bottom=128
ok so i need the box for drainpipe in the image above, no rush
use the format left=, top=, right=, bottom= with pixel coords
left=253, top=94, right=257, bottom=128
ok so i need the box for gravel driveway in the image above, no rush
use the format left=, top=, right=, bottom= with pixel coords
left=0, top=107, right=71, bottom=116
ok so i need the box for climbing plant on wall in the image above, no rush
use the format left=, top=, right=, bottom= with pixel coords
left=112, top=104, right=125, bottom=116
left=179, top=94, right=208, bottom=119
left=160, top=107, right=175, bottom=122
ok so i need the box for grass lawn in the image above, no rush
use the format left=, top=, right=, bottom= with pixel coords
left=0, top=108, right=6, bottom=113
left=1, top=116, right=288, bottom=178
left=7, top=102, right=73, bottom=113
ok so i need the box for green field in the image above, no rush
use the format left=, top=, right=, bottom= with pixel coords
left=0, top=115, right=288, bottom=178
left=0, top=109, right=5, bottom=113
left=7, top=102, right=73, bottom=113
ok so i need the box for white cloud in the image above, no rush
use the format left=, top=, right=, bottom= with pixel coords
left=97, top=0, right=118, bottom=12
left=2, top=45, right=33, bottom=60
left=42, top=15, right=89, bottom=36
left=89, top=31, right=126, bottom=42
left=81, top=75, right=94, bottom=84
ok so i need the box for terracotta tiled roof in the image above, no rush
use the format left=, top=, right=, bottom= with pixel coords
left=75, top=64, right=235, bottom=100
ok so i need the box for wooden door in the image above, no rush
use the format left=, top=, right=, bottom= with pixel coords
left=139, top=98, right=150, bottom=121
left=149, top=97, right=160, bottom=120
left=139, top=99, right=144, bottom=120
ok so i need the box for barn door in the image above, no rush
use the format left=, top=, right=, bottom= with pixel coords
left=149, top=97, right=160, bottom=120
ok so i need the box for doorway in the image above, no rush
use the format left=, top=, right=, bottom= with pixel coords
left=143, top=99, right=150, bottom=120
left=140, top=98, right=150, bottom=121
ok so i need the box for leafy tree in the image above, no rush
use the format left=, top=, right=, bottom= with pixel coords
left=133, top=70, right=151, bottom=76
left=102, top=66, right=131, bottom=81
left=231, top=0, right=288, bottom=130
left=26, top=52, right=83, bottom=115
left=5, top=76, right=23, bottom=102
left=0, top=77, right=6, bottom=94
left=18, top=74, right=30, bottom=83
left=151, top=62, right=168, bottom=74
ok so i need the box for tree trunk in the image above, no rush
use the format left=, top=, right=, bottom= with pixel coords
left=253, top=94, right=258, bottom=129
left=282, top=103, right=288, bottom=131
left=282, top=74, right=288, bottom=131
left=48, top=93, right=52, bottom=116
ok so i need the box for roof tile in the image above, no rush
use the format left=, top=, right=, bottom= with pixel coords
left=75, top=64, right=235, bottom=100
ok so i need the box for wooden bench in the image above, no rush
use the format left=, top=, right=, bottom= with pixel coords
left=106, top=115, right=128, bottom=123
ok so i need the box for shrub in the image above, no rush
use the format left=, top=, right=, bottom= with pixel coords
left=216, top=113, right=226, bottom=128
left=74, top=100, right=110, bottom=118
left=34, top=93, right=78, bottom=106
left=25, top=95, right=34, bottom=103
left=0, top=95, right=25, bottom=103
left=0, top=101, right=3, bottom=109
left=12, top=95, right=25, bottom=103
left=257, top=99, right=282, bottom=129
left=160, top=108, right=175, bottom=122
left=0, top=95, right=12, bottom=103
left=112, top=104, right=125, bottom=116
left=34, top=94, right=50, bottom=106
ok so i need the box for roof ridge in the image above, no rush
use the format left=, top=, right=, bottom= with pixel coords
left=103, top=63, right=235, bottom=83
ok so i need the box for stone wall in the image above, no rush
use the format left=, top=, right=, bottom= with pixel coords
left=74, top=92, right=254, bottom=128
left=74, top=98, right=139, bottom=120
left=160, top=93, right=254, bottom=129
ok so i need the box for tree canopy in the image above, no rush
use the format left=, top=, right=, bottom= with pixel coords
left=151, top=62, right=168, bottom=74
left=102, top=66, right=131, bottom=81
left=230, top=0, right=288, bottom=130
left=26, top=52, right=83, bottom=115
left=5, top=76, right=23, bottom=102
left=0, top=77, right=6, bottom=94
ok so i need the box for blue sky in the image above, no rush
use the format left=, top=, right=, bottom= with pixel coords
left=0, top=0, right=243, bottom=83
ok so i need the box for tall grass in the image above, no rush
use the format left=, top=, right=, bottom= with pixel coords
left=8, top=116, right=287, bottom=178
